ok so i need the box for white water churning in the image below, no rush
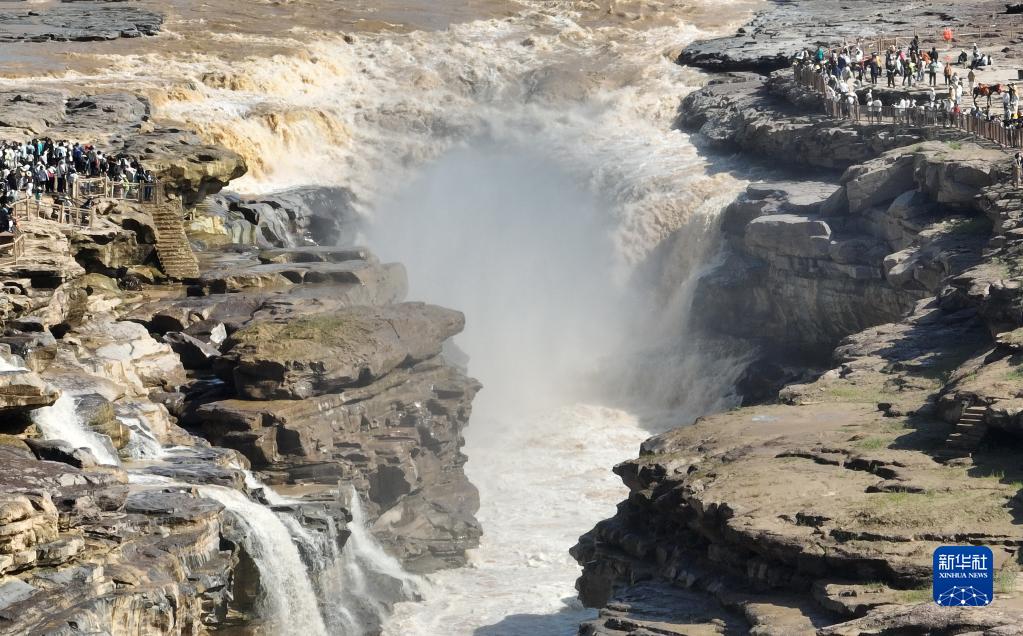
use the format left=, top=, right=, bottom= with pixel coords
left=32, top=394, right=121, bottom=466
left=196, top=486, right=329, bottom=636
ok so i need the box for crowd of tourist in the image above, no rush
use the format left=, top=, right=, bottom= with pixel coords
left=0, top=138, right=156, bottom=232
left=794, top=36, right=1023, bottom=141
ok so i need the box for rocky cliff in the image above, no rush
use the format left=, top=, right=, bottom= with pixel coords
left=574, top=2, right=1023, bottom=633
left=0, top=111, right=481, bottom=633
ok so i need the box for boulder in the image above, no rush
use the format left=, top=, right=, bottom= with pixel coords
left=71, top=320, right=187, bottom=394
left=744, top=214, right=832, bottom=259
left=163, top=332, right=220, bottom=370
left=0, top=368, right=60, bottom=416
left=76, top=393, right=130, bottom=450
left=25, top=439, right=98, bottom=470
left=118, top=128, right=246, bottom=204
left=224, top=303, right=464, bottom=399
left=843, top=154, right=915, bottom=215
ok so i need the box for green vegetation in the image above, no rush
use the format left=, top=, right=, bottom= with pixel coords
left=996, top=568, right=1018, bottom=594
left=231, top=314, right=370, bottom=361
left=855, top=436, right=890, bottom=450
left=820, top=382, right=895, bottom=403
left=898, top=587, right=932, bottom=604
left=946, top=141, right=963, bottom=150
left=851, top=490, right=1007, bottom=528
left=819, top=378, right=942, bottom=405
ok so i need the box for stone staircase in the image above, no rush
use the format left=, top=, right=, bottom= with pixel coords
left=938, top=405, right=988, bottom=461
left=151, top=203, right=200, bottom=280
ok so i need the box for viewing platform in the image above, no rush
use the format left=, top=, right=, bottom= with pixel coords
left=4, top=176, right=199, bottom=280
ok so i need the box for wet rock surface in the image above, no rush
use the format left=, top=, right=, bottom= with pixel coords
left=0, top=4, right=162, bottom=44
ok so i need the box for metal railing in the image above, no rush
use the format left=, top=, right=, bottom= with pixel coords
left=794, top=65, right=1023, bottom=149
left=12, top=197, right=95, bottom=227
left=70, top=176, right=163, bottom=204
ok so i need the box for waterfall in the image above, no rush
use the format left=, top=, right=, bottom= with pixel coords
left=136, top=466, right=357, bottom=635
left=241, top=468, right=294, bottom=506
left=241, top=469, right=419, bottom=636
left=118, top=416, right=165, bottom=460
left=0, top=357, right=26, bottom=372
left=345, top=487, right=420, bottom=599
left=32, top=394, right=121, bottom=466
left=279, top=514, right=362, bottom=633
left=195, top=485, right=330, bottom=636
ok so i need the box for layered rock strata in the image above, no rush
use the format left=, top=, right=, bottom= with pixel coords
left=575, top=2, right=1023, bottom=633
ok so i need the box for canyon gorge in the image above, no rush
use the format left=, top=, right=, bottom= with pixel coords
left=1, top=0, right=1023, bottom=634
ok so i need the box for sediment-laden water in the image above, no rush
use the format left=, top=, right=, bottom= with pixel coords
left=2, top=1, right=760, bottom=633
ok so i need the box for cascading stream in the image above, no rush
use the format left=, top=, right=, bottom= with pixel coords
left=32, top=394, right=122, bottom=466
left=240, top=468, right=419, bottom=635
left=195, top=486, right=331, bottom=636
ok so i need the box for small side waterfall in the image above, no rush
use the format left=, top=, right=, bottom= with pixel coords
left=0, top=357, right=26, bottom=372
left=32, top=394, right=121, bottom=466
left=195, top=485, right=330, bottom=636
left=336, top=487, right=421, bottom=633
left=346, top=487, right=419, bottom=598
left=118, top=416, right=164, bottom=459
left=241, top=471, right=420, bottom=635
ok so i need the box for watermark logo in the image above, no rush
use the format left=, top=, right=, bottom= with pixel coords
left=933, top=545, right=993, bottom=607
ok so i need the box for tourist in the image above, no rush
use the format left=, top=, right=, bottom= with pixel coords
left=929, top=58, right=940, bottom=86
left=944, top=62, right=953, bottom=86
left=1015, top=153, right=1023, bottom=188
left=902, top=58, right=914, bottom=87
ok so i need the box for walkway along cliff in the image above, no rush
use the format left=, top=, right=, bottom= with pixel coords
left=573, top=2, right=1023, bottom=634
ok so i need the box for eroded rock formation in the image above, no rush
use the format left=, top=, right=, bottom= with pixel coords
left=576, top=2, right=1023, bottom=633
left=0, top=137, right=479, bottom=633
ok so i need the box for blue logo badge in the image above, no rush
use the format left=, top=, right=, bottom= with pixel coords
left=933, top=545, right=994, bottom=606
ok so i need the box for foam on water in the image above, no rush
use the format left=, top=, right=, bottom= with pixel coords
left=384, top=404, right=647, bottom=635
left=0, top=357, right=26, bottom=373
left=195, top=485, right=330, bottom=636
left=32, top=394, right=122, bottom=466
left=0, top=1, right=747, bottom=262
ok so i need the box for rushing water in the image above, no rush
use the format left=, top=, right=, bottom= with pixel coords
left=3, top=0, right=760, bottom=633
left=241, top=470, right=418, bottom=634
left=32, top=394, right=122, bottom=466
left=195, top=485, right=330, bottom=636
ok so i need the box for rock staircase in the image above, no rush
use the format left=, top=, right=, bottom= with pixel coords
left=151, top=203, right=200, bottom=280
left=938, top=405, right=988, bottom=461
